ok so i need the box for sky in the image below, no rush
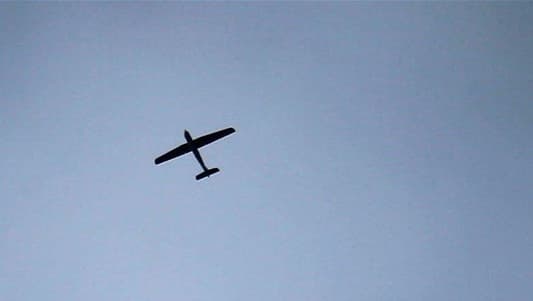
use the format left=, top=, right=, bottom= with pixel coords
left=1, top=3, right=532, bottom=301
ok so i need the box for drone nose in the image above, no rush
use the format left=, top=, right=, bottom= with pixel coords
left=184, top=130, right=192, bottom=141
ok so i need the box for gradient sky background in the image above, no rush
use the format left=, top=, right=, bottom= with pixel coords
left=2, top=3, right=532, bottom=301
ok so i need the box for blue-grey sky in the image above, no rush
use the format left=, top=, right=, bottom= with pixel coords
left=2, top=3, right=532, bottom=301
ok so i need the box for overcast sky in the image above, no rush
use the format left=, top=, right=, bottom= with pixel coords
left=2, top=3, right=532, bottom=301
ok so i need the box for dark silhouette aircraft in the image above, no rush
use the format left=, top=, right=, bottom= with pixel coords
left=154, top=127, right=236, bottom=180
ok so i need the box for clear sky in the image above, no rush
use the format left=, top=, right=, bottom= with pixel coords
left=2, top=3, right=532, bottom=301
